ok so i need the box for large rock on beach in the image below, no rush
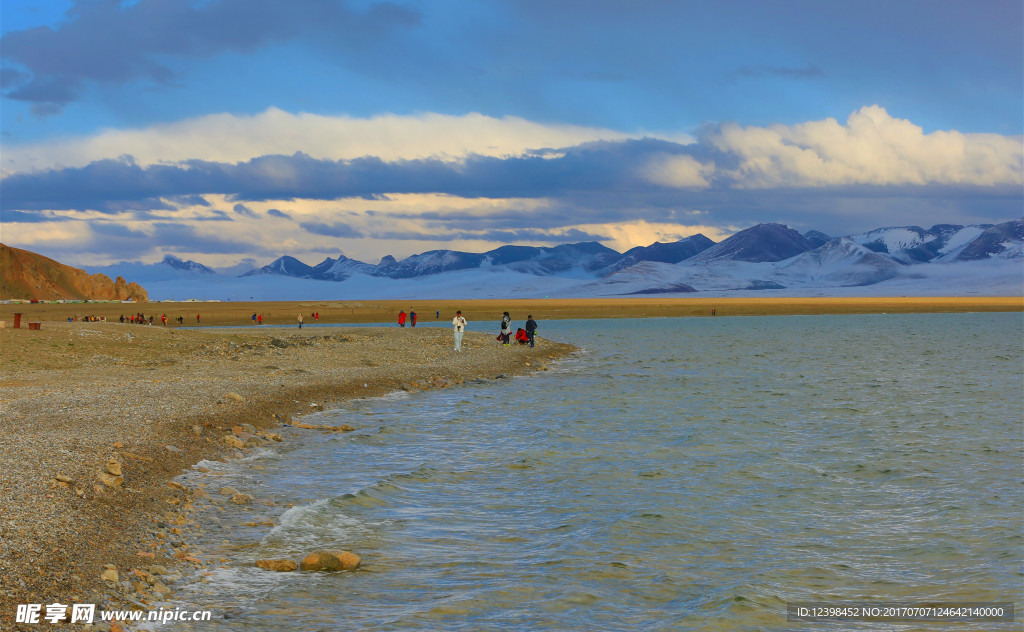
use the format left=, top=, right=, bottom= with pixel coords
left=256, top=559, right=298, bottom=572
left=97, top=471, right=124, bottom=487
left=100, top=564, right=119, bottom=583
left=230, top=492, right=253, bottom=505
left=299, top=549, right=361, bottom=572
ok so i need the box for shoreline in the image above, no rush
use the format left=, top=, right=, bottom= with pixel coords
left=0, top=322, right=575, bottom=629
left=1, top=296, right=1021, bottom=329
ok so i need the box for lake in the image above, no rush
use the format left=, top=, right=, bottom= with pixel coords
left=168, top=312, right=1023, bottom=631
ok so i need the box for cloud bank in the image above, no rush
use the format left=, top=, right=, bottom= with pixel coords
left=2, top=106, right=1020, bottom=266
left=712, top=106, right=1023, bottom=187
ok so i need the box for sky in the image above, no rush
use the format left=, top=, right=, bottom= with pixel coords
left=1, top=0, right=1021, bottom=269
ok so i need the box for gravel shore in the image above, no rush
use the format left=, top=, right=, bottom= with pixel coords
left=0, top=322, right=574, bottom=629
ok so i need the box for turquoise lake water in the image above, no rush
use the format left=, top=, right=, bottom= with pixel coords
left=167, top=312, right=1023, bottom=631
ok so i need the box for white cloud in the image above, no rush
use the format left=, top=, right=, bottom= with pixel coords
left=710, top=105, right=1023, bottom=188
left=1, top=109, right=673, bottom=173
left=642, top=154, right=715, bottom=188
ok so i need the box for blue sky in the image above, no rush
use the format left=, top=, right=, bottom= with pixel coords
left=1, top=0, right=1021, bottom=268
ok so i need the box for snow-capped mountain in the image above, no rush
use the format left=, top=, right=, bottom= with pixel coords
left=160, top=255, right=215, bottom=274
left=686, top=223, right=817, bottom=264
left=605, top=234, right=715, bottom=273
left=81, top=219, right=1023, bottom=300
left=88, top=254, right=216, bottom=282
left=950, top=220, right=1024, bottom=261
left=848, top=224, right=983, bottom=263
left=803, top=230, right=832, bottom=249
left=243, top=255, right=316, bottom=278
left=312, top=254, right=378, bottom=280
left=373, top=249, right=487, bottom=278
left=774, top=238, right=903, bottom=287
left=843, top=220, right=1023, bottom=264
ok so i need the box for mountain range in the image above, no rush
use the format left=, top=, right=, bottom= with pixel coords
left=77, top=219, right=1024, bottom=300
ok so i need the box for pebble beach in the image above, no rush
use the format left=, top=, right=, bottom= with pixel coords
left=0, top=321, right=574, bottom=630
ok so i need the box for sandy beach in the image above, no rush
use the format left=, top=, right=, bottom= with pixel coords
left=0, top=321, right=573, bottom=630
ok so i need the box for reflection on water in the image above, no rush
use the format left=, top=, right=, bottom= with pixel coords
left=169, top=313, right=1023, bottom=631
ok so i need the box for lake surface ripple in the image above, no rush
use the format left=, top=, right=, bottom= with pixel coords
left=171, top=313, right=1023, bottom=631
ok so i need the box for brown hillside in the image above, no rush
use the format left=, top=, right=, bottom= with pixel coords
left=0, top=244, right=148, bottom=302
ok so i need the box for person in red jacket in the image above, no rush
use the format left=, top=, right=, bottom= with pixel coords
left=398, top=310, right=407, bottom=327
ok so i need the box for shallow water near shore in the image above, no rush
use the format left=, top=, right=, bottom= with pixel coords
left=167, top=313, right=1022, bottom=631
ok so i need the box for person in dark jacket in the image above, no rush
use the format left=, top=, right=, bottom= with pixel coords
left=525, top=315, right=538, bottom=347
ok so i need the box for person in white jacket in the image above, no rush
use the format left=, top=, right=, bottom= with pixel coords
left=500, top=311, right=512, bottom=345
left=452, top=310, right=467, bottom=351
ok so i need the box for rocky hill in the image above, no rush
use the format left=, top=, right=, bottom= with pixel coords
left=0, top=244, right=148, bottom=302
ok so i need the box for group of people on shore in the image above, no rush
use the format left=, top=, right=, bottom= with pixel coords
left=397, top=309, right=418, bottom=327
left=118, top=313, right=160, bottom=325
left=498, top=311, right=538, bottom=347
left=113, top=313, right=190, bottom=325
left=450, top=310, right=538, bottom=351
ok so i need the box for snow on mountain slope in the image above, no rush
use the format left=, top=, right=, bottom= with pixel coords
left=846, top=224, right=1002, bottom=263
left=131, top=254, right=1021, bottom=301
left=89, top=255, right=216, bottom=282
left=82, top=220, right=1021, bottom=301
left=774, top=238, right=903, bottom=287
left=567, top=262, right=697, bottom=296
left=687, top=223, right=814, bottom=264
left=950, top=219, right=1024, bottom=261
left=242, top=255, right=315, bottom=278
left=138, top=268, right=584, bottom=302
left=934, top=226, right=987, bottom=261
left=852, top=226, right=928, bottom=255
left=671, top=260, right=786, bottom=291
left=312, top=254, right=377, bottom=280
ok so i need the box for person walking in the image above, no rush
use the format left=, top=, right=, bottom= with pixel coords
left=452, top=310, right=467, bottom=351
left=410, top=309, right=417, bottom=327
left=398, top=310, right=407, bottom=327
left=500, top=311, right=512, bottom=345
left=525, top=315, right=538, bottom=348
left=298, top=314, right=304, bottom=329
left=257, top=314, right=262, bottom=325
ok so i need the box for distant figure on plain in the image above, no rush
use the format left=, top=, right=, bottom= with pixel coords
left=398, top=310, right=407, bottom=327
left=258, top=314, right=262, bottom=325
left=196, top=314, right=201, bottom=323
left=298, top=314, right=303, bottom=329
left=410, top=310, right=417, bottom=327
left=435, top=310, right=439, bottom=319
left=252, top=312, right=257, bottom=324
left=452, top=310, right=467, bottom=351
